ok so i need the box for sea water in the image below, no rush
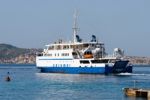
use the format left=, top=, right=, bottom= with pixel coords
left=0, top=64, right=150, bottom=100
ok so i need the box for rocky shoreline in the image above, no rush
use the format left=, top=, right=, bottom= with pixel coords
left=0, top=44, right=150, bottom=65
left=0, top=44, right=41, bottom=64
left=1, top=54, right=150, bottom=65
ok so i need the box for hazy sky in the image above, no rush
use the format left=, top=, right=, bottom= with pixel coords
left=0, top=0, right=150, bottom=57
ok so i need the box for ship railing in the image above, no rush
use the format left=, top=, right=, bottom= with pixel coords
left=106, top=54, right=125, bottom=58
left=103, top=55, right=118, bottom=59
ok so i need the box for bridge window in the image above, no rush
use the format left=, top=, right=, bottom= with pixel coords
left=48, top=46, right=54, bottom=50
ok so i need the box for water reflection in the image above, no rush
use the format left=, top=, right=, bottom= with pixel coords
left=36, top=73, right=106, bottom=83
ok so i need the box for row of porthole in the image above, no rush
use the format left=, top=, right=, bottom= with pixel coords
left=53, top=64, right=70, bottom=67
left=45, top=53, right=70, bottom=57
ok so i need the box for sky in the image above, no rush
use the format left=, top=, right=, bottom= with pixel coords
left=0, top=0, right=150, bottom=57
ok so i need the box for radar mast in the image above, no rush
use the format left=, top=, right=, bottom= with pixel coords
left=73, top=10, right=79, bottom=43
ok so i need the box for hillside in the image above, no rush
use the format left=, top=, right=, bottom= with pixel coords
left=0, top=44, right=41, bottom=64
left=0, top=44, right=30, bottom=59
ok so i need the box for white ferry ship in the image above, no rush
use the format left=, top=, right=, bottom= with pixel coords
left=36, top=12, right=132, bottom=74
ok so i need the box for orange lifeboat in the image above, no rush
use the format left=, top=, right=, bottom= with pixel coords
left=84, top=51, right=93, bottom=58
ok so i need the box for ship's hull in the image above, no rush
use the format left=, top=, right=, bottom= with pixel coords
left=37, top=61, right=132, bottom=74
left=38, top=67, right=107, bottom=74
left=36, top=56, right=132, bottom=74
left=38, top=66, right=132, bottom=74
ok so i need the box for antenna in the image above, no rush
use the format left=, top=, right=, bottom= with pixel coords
left=72, top=9, right=79, bottom=43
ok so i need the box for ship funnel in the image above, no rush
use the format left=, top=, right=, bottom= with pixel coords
left=73, top=10, right=79, bottom=43
left=91, top=35, right=97, bottom=42
left=76, top=35, right=82, bottom=42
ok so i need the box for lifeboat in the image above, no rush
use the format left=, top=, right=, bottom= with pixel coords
left=84, top=51, right=93, bottom=58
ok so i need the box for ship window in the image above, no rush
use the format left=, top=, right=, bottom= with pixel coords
left=63, top=45, right=69, bottom=49
left=72, top=52, right=78, bottom=59
left=102, top=60, right=109, bottom=63
left=70, top=45, right=74, bottom=49
left=48, top=46, right=54, bottom=50
left=80, top=60, right=90, bottom=64
left=46, top=54, right=52, bottom=56
left=66, top=45, right=69, bottom=49
left=83, top=44, right=89, bottom=48
left=72, top=52, right=77, bottom=55
left=61, top=53, right=69, bottom=56
left=63, top=46, right=66, bottom=49
left=91, top=60, right=109, bottom=63
left=56, top=45, right=61, bottom=50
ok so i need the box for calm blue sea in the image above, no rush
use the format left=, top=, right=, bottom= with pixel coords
left=0, top=64, right=150, bottom=100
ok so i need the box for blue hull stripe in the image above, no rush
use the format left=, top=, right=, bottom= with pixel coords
left=38, top=67, right=106, bottom=74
